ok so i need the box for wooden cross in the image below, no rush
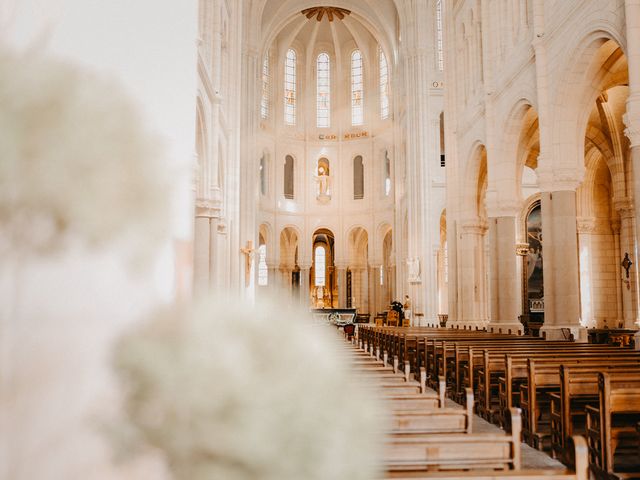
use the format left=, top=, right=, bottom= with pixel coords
left=240, top=240, right=255, bottom=287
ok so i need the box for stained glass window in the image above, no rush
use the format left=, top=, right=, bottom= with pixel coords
left=317, top=53, right=330, bottom=127
left=261, top=52, right=270, bottom=119
left=379, top=46, right=389, bottom=119
left=284, top=49, right=296, bottom=125
left=351, top=50, right=364, bottom=125
left=315, top=246, right=326, bottom=286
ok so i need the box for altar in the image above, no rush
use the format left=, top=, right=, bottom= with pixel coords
left=310, top=308, right=357, bottom=326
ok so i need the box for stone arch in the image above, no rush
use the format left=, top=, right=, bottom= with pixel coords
left=279, top=225, right=300, bottom=268
left=551, top=33, right=628, bottom=177
left=463, top=143, right=488, bottom=221
left=346, top=226, right=369, bottom=313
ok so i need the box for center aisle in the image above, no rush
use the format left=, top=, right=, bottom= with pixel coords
left=336, top=331, right=584, bottom=480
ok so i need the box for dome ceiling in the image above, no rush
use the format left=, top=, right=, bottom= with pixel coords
left=256, top=1, right=399, bottom=62
left=301, top=7, right=351, bottom=21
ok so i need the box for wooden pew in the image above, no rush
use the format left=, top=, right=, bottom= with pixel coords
left=384, top=408, right=523, bottom=473
left=348, top=331, right=592, bottom=480
left=385, top=436, right=589, bottom=480
left=388, top=389, right=474, bottom=434
left=549, top=364, right=640, bottom=463
left=476, top=347, right=618, bottom=422
left=485, top=348, right=634, bottom=426
left=585, top=372, right=640, bottom=479
left=515, top=356, right=640, bottom=448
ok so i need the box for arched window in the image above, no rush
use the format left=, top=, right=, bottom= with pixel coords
left=314, top=245, right=326, bottom=286
left=379, top=46, right=389, bottom=119
left=258, top=243, right=268, bottom=286
left=284, top=49, right=297, bottom=125
left=384, top=150, right=391, bottom=196
left=259, top=154, right=267, bottom=196
left=261, top=52, right=270, bottom=119
left=353, top=155, right=364, bottom=200
left=284, top=155, right=294, bottom=199
left=351, top=50, right=364, bottom=125
left=436, top=0, right=444, bottom=71
left=316, top=53, right=330, bottom=128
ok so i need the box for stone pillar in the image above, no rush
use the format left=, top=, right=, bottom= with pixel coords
left=624, top=0, right=640, bottom=329
left=266, top=264, right=277, bottom=292
left=615, top=200, right=639, bottom=328
left=300, top=266, right=310, bottom=307
left=209, top=217, right=222, bottom=289
left=539, top=191, right=586, bottom=341
left=454, top=221, right=488, bottom=328
left=487, top=216, right=523, bottom=333
left=369, top=265, right=379, bottom=317
left=611, top=218, right=624, bottom=327
left=576, top=217, right=596, bottom=328
left=336, top=265, right=347, bottom=308
left=193, top=215, right=210, bottom=292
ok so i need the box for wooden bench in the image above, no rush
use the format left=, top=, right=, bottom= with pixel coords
left=514, top=355, right=640, bottom=449
left=389, top=389, right=474, bottom=434
left=385, top=436, right=589, bottom=480
left=384, top=408, right=523, bottom=473
left=486, top=347, right=632, bottom=426
left=347, top=331, right=592, bottom=480
left=585, top=372, right=640, bottom=479
left=549, top=364, right=640, bottom=463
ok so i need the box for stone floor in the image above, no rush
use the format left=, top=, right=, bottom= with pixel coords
left=467, top=407, right=565, bottom=469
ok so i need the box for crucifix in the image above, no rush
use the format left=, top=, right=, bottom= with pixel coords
left=240, top=240, right=255, bottom=287
left=622, top=252, right=633, bottom=290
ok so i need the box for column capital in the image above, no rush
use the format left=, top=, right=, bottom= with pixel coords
left=623, top=95, right=640, bottom=147
left=460, top=220, right=489, bottom=235
left=537, top=163, right=583, bottom=192
left=614, top=197, right=635, bottom=219
left=486, top=201, right=521, bottom=218
left=576, top=216, right=598, bottom=234
left=195, top=198, right=223, bottom=219
left=610, top=218, right=622, bottom=234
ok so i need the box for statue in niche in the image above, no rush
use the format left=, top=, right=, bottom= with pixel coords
left=315, top=162, right=331, bottom=203
left=407, top=257, right=421, bottom=283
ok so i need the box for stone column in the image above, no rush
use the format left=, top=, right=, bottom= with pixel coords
left=576, top=217, right=596, bottom=328
left=624, top=0, right=640, bottom=329
left=300, top=265, right=310, bottom=307
left=336, top=264, right=347, bottom=308
left=611, top=218, right=624, bottom=327
left=539, top=191, right=585, bottom=340
left=615, top=200, right=639, bottom=328
left=454, top=221, right=488, bottom=329
left=487, top=216, right=523, bottom=333
left=368, top=265, right=379, bottom=317
left=194, top=215, right=210, bottom=293
left=266, top=264, right=277, bottom=292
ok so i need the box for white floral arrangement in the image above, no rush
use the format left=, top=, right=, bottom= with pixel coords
left=113, top=295, right=384, bottom=480
left=0, top=48, right=169, bottom=255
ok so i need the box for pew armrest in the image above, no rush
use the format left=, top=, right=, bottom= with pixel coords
left=438, top=376, right=446, bottom=408
left=568, top=436, right=589, bottom=480
left=509, top=407, right=522, bottom=470
left=465, top=388, right=474, bottom=433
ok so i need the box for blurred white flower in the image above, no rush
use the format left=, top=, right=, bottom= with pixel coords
left=114, top=295, right=384, bottom=480
left=0, top=48, right=169, bottom=255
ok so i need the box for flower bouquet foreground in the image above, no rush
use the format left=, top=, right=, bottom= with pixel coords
left=113, top=295, right=385, bottom=480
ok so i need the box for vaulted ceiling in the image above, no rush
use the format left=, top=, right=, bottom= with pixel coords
left=249, top=1, right=400, bottom=63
